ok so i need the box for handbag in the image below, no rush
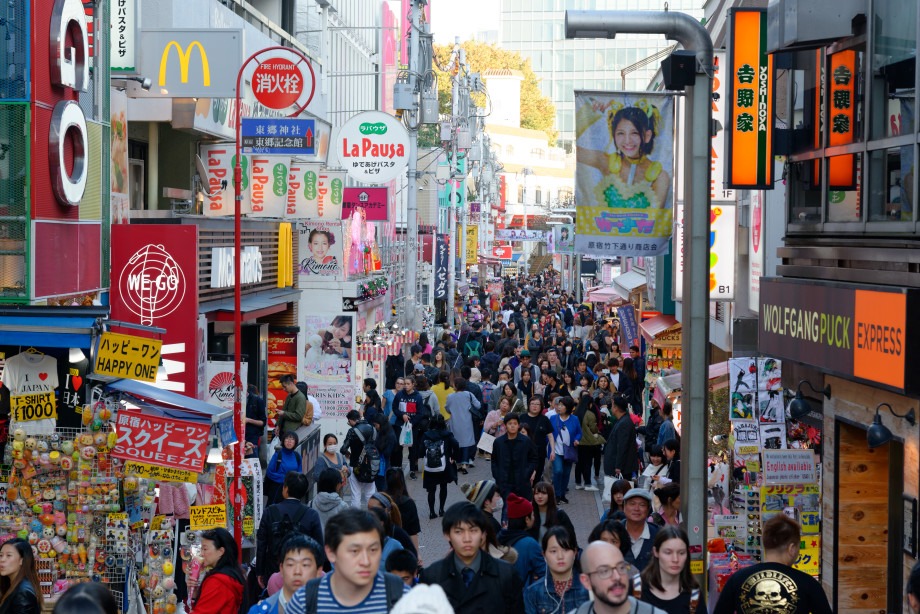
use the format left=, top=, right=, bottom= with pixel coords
left=562, top=441, right=578, bottom=463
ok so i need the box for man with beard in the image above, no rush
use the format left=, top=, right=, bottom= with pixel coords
left=572, top=541, right=666, bottom=614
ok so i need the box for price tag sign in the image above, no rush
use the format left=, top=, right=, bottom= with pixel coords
left=12, top=392, right=57, bottom=422
left=95, top=332, right=162, bottom=382
left=243, top=517, right=255, bottom=536
left=190, top=505, right=228, bottom=530
left=739, top=445, right=760, bottom=455
left=747, top=461, right=761, bottom=472
left=690, top=560, right=704, bottom=574
left=124, top=461, right=197, bottom=483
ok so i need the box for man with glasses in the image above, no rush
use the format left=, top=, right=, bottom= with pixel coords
left=573, top=541, right=666, bottom=614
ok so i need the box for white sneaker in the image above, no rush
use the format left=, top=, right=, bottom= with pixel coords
left=467, top=461, right=475, bottom=468
left=575, top=484, right=584, bottom=490
left=585, top=485, right=599, bottom=491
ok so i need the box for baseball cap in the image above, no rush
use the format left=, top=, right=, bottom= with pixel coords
left=413, top=363, right=425, bottom=372
left=623, top=488, right=653, bottom=505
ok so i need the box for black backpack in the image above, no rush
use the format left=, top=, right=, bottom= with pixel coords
left=353, top=427, right=380, bottom=483
left=301, top=572, right=405, bottom=612
left=424, top=438, right=445, bottom=470
left=263, top=505, right=307, bottom=579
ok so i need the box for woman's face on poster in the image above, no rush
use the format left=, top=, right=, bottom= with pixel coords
left=310, top=233, right=330, bottom=259
left=332, top=320, right=351, bottom=340
left=614, top=118, right=651, bottom=159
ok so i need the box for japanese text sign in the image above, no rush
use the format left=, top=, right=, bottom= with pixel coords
left=616, top=305, right=640, bottom=348
left=11, top=393, right=57, bottom=422
left=336, top=111, right=409, bottom=183
left=189, top=504, right=228, bottom=530
left=828, top=51, right=856, bottom=187
left=95, top=332, right=162, bottom=382
left=434, top=234, right=449, bottom=299
left=341, top=187, right=389, bottom=221
left=110, top=0, right=137, bottom=72
left=124, top=461, right=197, bottom=483
left=112, top=410, right=210, bottom=473
left=242, top=119, right=316, bottom=156
left=252, top=59, right=307, bottom=110
left=727, top=8, right=774, bottom=189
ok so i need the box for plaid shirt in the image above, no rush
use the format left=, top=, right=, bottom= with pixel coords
left=481, top=381, right=495, bottom=406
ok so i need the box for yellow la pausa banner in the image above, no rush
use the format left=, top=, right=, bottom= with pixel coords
left=95, top=332, right=162, bottom=382
left=190, top=504, right=228, bottom=530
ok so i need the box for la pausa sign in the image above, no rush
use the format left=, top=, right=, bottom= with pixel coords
left=759, top=278, right=918, bottom=394
left=336, top=111, right=410, bottom=184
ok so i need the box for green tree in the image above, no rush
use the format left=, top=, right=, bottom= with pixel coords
left=432, top=41, right=557, bottom=145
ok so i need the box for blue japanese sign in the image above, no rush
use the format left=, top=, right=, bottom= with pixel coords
left=241, top=118, right=316, bottom=155
left=617, top=305, right=640, bottom=349
left=218, top=416, right=238, bottom=446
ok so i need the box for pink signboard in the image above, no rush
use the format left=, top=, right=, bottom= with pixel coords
left=342, top=187, right=389, bottom=221
left=381, top=3, right=398, bottom=114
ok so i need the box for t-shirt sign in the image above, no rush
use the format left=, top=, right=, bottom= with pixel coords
left=112, top=409, right=210, bottom=473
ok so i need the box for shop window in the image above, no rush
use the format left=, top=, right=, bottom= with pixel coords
left=788, top=159, right=823, bottom=223
left=788, top=49, right=824, bottom=155
left=535, top=187, right=542, bottom=204
left=826, top=153, right=862, bottom=222
left=870, top=0, right=916, bottom=139
left=868, top=145, right=915, bottom=222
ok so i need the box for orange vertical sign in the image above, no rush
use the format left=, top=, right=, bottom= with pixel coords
left=828, top=50, right=856, bottom=187
left=727, top=9, right=773, bottom=189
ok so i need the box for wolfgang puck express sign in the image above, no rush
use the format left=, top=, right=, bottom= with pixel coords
left=759, top=278, right=919, bottom=394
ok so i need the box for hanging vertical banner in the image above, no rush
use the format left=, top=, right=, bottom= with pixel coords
left=250, top=156, right=290, bottom=217
left=200, top=144, right=252, bottom=217
left=749, top=190, right=764, bottom=312
left=465, top=226, right=478, bottom=264
left=554, top=224, right=574, bottom=253
left=110, top=0, right=137, bottom=72
left=616, top=305, right=640, bottom=349
left=298, top=314, right=355, bottom=419
left=297, top=219, right=345, bottom=280
left=316, top=170, right=345, bottom=219
left=711, top=51, right=735, bottom=201
left=267, top=330, right=298, bottom=431
left=727, top=8, right=774, bottom=189
left=574, top=91, right=675, bottom=258
left=828, top=50, right=856, bottom=188
left=434, top=233, right=449, bottom=299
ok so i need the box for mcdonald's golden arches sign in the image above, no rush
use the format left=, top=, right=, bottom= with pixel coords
left=139, top=29, right=242, bottom=98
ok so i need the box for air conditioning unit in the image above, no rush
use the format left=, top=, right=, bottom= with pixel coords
left=767, top=0, right=866, bottom=53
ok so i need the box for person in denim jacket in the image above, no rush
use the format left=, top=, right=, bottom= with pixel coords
left=524, top=527, right=590, bottom=614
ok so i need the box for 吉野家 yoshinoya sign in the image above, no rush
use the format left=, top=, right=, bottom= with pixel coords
left=336, top=111, right=410, bottom=184
left=94, top=332, right=163, bottom=382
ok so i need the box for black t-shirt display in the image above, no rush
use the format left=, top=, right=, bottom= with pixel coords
left=713, top=562, right=832, bottom=614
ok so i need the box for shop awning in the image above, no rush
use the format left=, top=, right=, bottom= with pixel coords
left=476, top=254, right=503, bottom=265
left=586, top=287, right=627, bottom=305
left=200, top=289, right=300, bottom=322
left=612, top=270, right=647, bottom=300
left=103, top=378, right=231, bottom=423
left=0, top=306, right=108, bottom=348
left=639, top=314, right=680, bottom=344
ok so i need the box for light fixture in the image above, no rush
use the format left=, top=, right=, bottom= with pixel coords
left=206, top=437, right=224, bottom=464
left=788, top=379, right=832, bottom=420
left=867, top=402, right=916, bottom=448
left=712, top=434, right=729, bottom=444
left=68, top=348, right=86, bottom=363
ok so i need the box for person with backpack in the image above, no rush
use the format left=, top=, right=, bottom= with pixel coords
left=420, top=414, right=459, bottom=519
left=341, top=410, right=379, bottom=508
left=407, top=376, right=439, bottom=480
left=285, top=509, right=410, bottom=614
left=264, top=432, right=302, bottom=505
left=418, top=502, right=525, bottom=614
left=254, top=472, right=323, bottom=592
left=248, top=534, right=324, bottom=613
left=444, top=377, right=482, bottom=474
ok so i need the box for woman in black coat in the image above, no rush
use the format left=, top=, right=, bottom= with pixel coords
left=0, top=538, right=40, bottom=614
left=373, top=414, right=397, bottom=492
left=421, top=414, right=460, bottom=518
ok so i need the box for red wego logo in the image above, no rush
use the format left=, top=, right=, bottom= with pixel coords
left=117, top=244, right=187, bottom=325
left=252, top=59, right=303, bottom=109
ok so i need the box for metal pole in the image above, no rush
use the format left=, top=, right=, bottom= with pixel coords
left=447, top=42, right=459, bottom=327
left=232, top=66, right=244, bottom=563
left=459, top=50, right=468, bottom=286
left=404, top=0, right=420, bottom=328
left=565, top=9, right=712, bottom=587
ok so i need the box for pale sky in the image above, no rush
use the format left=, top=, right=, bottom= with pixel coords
left=430, top=0, right=501, bottom=45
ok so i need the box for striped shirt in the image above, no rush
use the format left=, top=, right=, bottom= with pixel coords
left=285, top=572, right=408, bottom=614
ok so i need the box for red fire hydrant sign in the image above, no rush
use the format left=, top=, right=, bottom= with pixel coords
left=252, top=58, right=310, bottom=110
left=112, top=410, right=211, bottom=473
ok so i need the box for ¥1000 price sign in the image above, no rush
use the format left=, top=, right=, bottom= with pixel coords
left=11, top=392, right=57, bottom=422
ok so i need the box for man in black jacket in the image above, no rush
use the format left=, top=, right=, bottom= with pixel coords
left=341, top=410, right=378, bottom=507
left=491, top=413, right=539, bottom=502
left=255, top=471, right=324, bottom=588
left=603, top=396, right=639, bottom=482
left=419, top=502, right=525, bottom=614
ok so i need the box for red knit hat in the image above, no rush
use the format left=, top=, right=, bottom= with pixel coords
left=506, top=493, right=533, bottom=520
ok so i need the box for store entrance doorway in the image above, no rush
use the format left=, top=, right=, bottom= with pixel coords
left=834, top=419, right=903, bottom=613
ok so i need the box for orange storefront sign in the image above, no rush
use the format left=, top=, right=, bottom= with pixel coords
left=853, top=290, right=905, bottom=389
left=828, top=50, right=856, bottom=187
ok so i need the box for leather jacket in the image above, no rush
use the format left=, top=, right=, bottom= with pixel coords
left=0, top=579, right=39, bottom=614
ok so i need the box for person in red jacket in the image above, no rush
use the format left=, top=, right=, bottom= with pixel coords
left=190, top=527, right=248, bottom=614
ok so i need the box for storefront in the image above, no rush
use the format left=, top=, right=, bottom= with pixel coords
left=759, top=277, right=919, bottom=611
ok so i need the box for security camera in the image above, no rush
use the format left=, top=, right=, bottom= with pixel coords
left=712, top=434, right=729, bottom=444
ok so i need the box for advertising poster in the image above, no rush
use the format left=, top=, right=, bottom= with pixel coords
left=554, top=224, right=574, bottom=253
left=200, top=144, right=252, bottom=216
left=574, top=91, right=675, bottom=258
left=298, top=314, right=355, bottom=419
left=250, top=156, right=290, bottom=217
left=110, top=88, right=130, bottom=224
left=267, top=330, right=298, bottom=431
left=616, top=305, right=639, bottom=348
left=495, top=229, right=545, bottom=241
left=112, top=410, right=210, bottom=473
left=732, top=419, right=760, bottom=467
left=206, top=361, right=248, bottom=412
left=466, top=226, right=478, bottom=264
left=297, top=219, right=345, bottom=280
left=434, top=233, right=449, bottom=299
left=729, top=357, right=757, bottom=420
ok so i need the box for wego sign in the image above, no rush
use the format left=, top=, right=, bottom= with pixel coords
left=49, top=0, right=90, bottom=207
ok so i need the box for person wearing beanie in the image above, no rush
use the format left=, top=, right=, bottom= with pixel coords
left=419, top=502, right=524, bottom=614
left=497, top=494, right=546, bottom=585
left=459, top=480, right=503, bottom=536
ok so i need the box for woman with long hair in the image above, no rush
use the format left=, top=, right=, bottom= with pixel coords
left=52, top=583, right=117, bottom=614
left=573, top=394, right=604, bottom=492
left=563, top=370, right=580, bottom=398
left=530, top=482, right=576, bottom=545
left=663, top=438, right=681, bottom=483
left=189, top=528, right=247, bottom=614
left=264, top=431, right=301, bottom=504
left=372, top=415, right=397, bottom=492
left=432, top=348, right=449, bottom=373
left=651, top=482, right=682, bottom=527
left=382, top=468, right=421, bottom=554
left=636, top=525, right=701, bottom=614
left=420, top=414, right=459, bottom=518
left=492, top=381, right=524, bottom=414
left=592, top=374, right=613, bottom=399
left=524, top=527, right=590, bottom=614
left=622, top=357, right=642, bottom=414
left=640, top=445, right=669, bottom=492
left=0, top=538, right=41, bottom=614
left=549, top=396, right=582, bottom=504
left=517, top=368, right=536, bottom=405
left=604, top=479, right=633, bottom=519
left=418, top=331, right=432, bottom=354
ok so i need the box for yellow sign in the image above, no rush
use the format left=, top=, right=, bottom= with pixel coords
left=124, top=461, right=197, bottom=483
left=746, top=460, right=761, bottom=472
left=465, top=226, right=478, bottom=264
left=160, top=41, right=210, bottom=87
left=243, top=517, right=255, bottom=536
left=95, top=332, right=162, bottom=382
left=690, top=560, right=704, bottom=574
left=190, top=504, right=227, bottom=531
left=278, top=223, right=293, bottom=287
left=738, top=445, right=760, bottom=455
left=12, top=392, right=56, bottom=422
left=150, top=515, right=167, bottom=530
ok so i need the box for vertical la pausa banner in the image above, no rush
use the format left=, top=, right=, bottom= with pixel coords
left=574, top=92, right=675, bottom=258
left=299, top=314, right=355, bottom=418
left=297, top=219, right=345, bottom=279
